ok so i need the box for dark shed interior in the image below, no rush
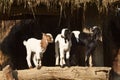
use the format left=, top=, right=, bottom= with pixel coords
left=0, top=1, right=120, bottom=70
left=1, top=13, right=83, bottom=69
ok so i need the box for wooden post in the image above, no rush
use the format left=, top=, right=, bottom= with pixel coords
left=113, top=49, right=120, bottom=75
left=109, top=49, right=120, bottom=80
left=3, top=65, right=15, bottom=80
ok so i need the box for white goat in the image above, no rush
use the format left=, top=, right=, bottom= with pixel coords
left=23, top=33, right=53, bottom=69
left=55, top=28, right=72, bottom=67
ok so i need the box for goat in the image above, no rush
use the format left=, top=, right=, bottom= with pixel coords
left=55, top=28, right=72, bottom=67
left=23, top=33, right=53, bottom=69
left=71, top=26, right=101, bottom=66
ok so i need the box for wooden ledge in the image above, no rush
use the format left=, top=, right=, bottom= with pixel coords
left=0, top=66, right=111, bottom=80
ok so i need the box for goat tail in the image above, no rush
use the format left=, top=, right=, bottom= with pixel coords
left=23, top=40, right=27, bottom=46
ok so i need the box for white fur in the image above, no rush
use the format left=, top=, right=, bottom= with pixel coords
left=72, top=31, right=80, bottom=42
left=55, top=29, right=72, bottom=67
left=23, top=33, right=53, bottom=69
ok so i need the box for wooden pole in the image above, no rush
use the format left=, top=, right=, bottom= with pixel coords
left=109, top=49, right=120, bottom=80
left=3, top=65, right=15, bottom=80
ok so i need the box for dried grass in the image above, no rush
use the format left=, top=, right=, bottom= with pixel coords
left=0, top=0, right=119, bottom=14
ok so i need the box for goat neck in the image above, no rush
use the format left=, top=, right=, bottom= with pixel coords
left=41, top=36, right=49, bottom=50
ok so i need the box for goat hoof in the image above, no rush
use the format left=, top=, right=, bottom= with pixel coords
left=60, top=65, right=64, bottom=68
left=29, top=66, right=33, bottom=69
left=55, top=65, right=60, bottom=67
left=37, top=66, right=41, bottom=69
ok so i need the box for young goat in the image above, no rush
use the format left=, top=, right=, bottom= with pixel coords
left=23, top=33, right=53, bottom=69
left=55, top=28, right=72, bottom=67
left=71, top=26, right=101, bottom=66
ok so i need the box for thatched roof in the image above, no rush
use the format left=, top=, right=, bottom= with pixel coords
left=0, top=0, right=119, bottom=19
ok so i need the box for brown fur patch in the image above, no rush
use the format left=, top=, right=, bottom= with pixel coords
left=41, top=33, right=53, bottom=50
left=41, top=33, right=48, bottom=49
left=46, top=35, right=53, bottom=43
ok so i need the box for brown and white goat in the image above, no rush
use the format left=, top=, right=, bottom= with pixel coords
left=23, top=33, right=53, bottom=69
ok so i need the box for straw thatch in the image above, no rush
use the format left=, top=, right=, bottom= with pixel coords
left=0, top=0, right=119, bottom=19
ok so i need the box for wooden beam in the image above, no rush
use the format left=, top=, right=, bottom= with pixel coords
left=0, top=66, right=111, bottom=80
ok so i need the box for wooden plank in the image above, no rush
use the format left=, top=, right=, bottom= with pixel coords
left=0, top=66, right=111, bottom=80
left=2, top=65, right=15, bottom=80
